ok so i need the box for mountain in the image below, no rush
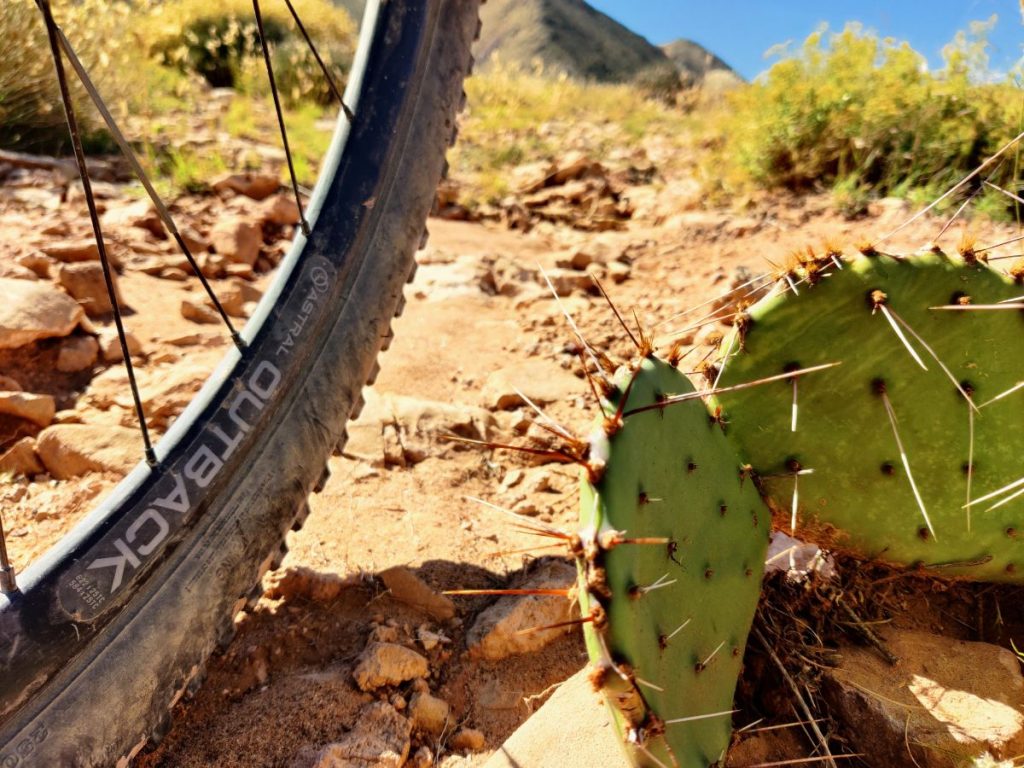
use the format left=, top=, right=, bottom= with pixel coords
left=475, top=0, right=672, bottom=83
left=661, top=38, right=741, bottom=85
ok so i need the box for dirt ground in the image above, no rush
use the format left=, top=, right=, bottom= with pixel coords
left=3, top=143, right=1024, bottom=767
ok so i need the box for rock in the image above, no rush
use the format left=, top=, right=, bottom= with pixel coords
left=264, top=566, right=353, bottom=603
left=39, top=239, right=98, bottom=262
left=35, top=424, right=140, bottom=479
left=0, top=262, right=38, bottom=281
left=0, top=375, right=21, bottom=391
left=0, top=391, right=56, bottom=427
left=214, top=281, right=263, bottom=318
left=824, top=629, right=1024, bottom=767
left=209, top=217, right=263, bottom=265
left=537, top=267, right=593, bottom=297
left=181, top=299, right=220, bottom=325
left=408, top=746, right=433, bottom=768
left=56, top=335, right=99, bottom=373
left=608, top=261, right=631, bottom=284
left=98, top=327, right=145, bottom=363
left=0, top=278, right=84, bottom=349
left=58, top=262, right=123, bottom=317
left=101, top=199, right=164, bottom=238
left=213, top=172, right=280, bottom=201
left=481, top=360, right=581, bottom=411
left=308, top=702, right=411, bottom=768
left=379, top=566, right=456, bottom=621
left=550, top=151, right=602, bottom=185
left=260, top=193, right=301, bottom=226
left=16, top=252, right=54, bottom=279
left=466, top=559, right=578, bottom=661
left=482, top=669, right=623, bottom=768
left=451, top=728, right=486, bottom=753
left=180, top=225, right=210, bottom=254
left=408, top=691, right=450, bottom=736
left=344, top=391, right=497, bottom=467
left=0, top=437, right=43, bottom=477
left=353, top=642, right=429, bottom=691
left=512, top=161, right=555, bottom=194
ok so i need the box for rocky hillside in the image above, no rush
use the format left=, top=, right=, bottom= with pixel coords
left=662, top=38, right=741, bottom=85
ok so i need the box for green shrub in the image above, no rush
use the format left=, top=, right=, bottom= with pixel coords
left=710, top=21, right=1022, bottom=214
left=143, top=0, right=356, bottom=104
left=0, top=0, right=140, bottom=152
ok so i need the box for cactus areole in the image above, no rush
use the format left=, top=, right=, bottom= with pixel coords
left=717, top=250, right=1024, bottom=581
left=577, top=356, right=770, bottom=767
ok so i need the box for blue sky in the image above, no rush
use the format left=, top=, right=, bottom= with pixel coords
left=588, top=1, right=1023, bottom=80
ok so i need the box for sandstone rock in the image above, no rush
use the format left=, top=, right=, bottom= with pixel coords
left=40, top=239, right=98, bottom=262
left=466, top=559, right=578, bottom=661
left=353, top=642, right=429, bottom=691
left=378, top=566, right=455, bottom=621
left=98, top=327, right=145, bottom=363
left=264, top=566, right=353, bottom=603
left=0, top=278, right=84, bottom=349
left=101, top=199, right=164, bottom=238
left=180, top=224, right=210, bottom=254
left=482, top=669, right=622, bottom=768
left=308, top=702, right=411, bottom=768
left=451, top=728, right=486, bottom=753
left=0, top=437, right=43, bottom=477
left=209, top=217, right=262, bottom=265
left=0, top=375, right=21, bottom=391
left=16, top=252, right=54, bottom=279
left=550, top=151, right=602, bottom=185
left=215, top=281, right=263, bottom=318
left=535, top=267, right=593, bottom=297
left=36, top=424, right=140, bottom=479
left=213, top=173, right=280, bottom=201
left=56, top=335, right=99, bottom=373
left=408, top=691, right=450, bottom=736
left=481, top=360, right=581, bottom=411
left=0, top=391, right=56, bottom=427
left=58, top=262, right=123, bottom=317
left=260, top=193, right=301, bottom=226
left=824, top=629, right=1024, bottom=767
left=181, top=299, right=220, bottom=325
left=0, top=262, right=38, bottom=281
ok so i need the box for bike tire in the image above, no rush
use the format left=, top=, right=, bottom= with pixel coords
left=0, top=1, right=481, bottom=764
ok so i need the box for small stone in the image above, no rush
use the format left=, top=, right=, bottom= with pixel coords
left=307, top=702, right=411, bottom=768
left=0, top=278, right=84, bottom=349
left=260, top=193, right=301, bottom=226
left=608, top=261, right=631, bottom=284
left=379, top=566, right=456, bottom=621
left=58, top=262, right=123, bottom=317
left=536, top=267, right=592, bottom=297
left=451, top=728, right=486, bottom=753
left=101, top=199, right=164, bottom=238
left=481, top=360, right=581, bottom=411
left=16, top=252, right=53, bottom=279
left=408, top=691, right=450, bottom=736
left=209, top=217, right=263, bottom=266
left=466, top=560, right=577, bottom=661
left=212, top=172, right=280, bottom=201
left=56, top=335, right=99, bottom=373
left=181, top=299, right=220, bottom=325
left=0, top=391, right=56, bottom=427
left=0, top=437, right=43, bottom=477
left=408, top=746, right=433, bottom=768
left=180, top=225, right=210, bottom=254
left=35, top=424, right=140, bottom=479
left=39, top=239, right=99, bottom=263
left=353, top=643, right=429, bottom=691
left=0, top=375, right=22, bottom=391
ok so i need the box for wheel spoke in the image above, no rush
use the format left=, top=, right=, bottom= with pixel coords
left=253, top=0, right=311, bottom=237
left=54, top=26, right=246, bottom=352
left=281, top=0, right=354, bottom=121
left=35, top=0, right=156, bottom=467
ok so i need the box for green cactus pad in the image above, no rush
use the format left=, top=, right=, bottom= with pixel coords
left=577, top=356, right=770, bottom=767
left=716, top=250, right=1024, bottom=581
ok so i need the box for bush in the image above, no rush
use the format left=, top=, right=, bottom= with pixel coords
left=711, top=21, right=1022, bottom=212
left=0, top=0, right=140, bottom=152
left=143, top=0, right=356, bottom=105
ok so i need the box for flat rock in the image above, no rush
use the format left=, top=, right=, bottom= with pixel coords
left=213, top=173, right=280, bottom=201
left=307, top=702, right=411, bottom=768
left=0, top=437, right=44, bottom=477
left=39, top=239, right=99, bottom=262
left=466, top=559, right=578, bottom=661
left=58, top=262, right=123, bottom=317
left=824, top=629, right=1024, bottom=767
left=0, top=391, right=56, bottom=427
left=181, top=299, right=220, bottom=325
left=379, top=566, right=455, bottom=621
left=260, top=193, right=301, bottom=226
left=98, top=327, right=145, bottom=363
left=482, top=669, right=625, bottom=768
left=35, top=424, right=140, bottom=479
left=0, top=278, right=84, bottom=349
left=480, top=360, right=581, bottom=411
left=345, top=391, right=497, bottom=467
left=353, top=642, right=429, bottom=691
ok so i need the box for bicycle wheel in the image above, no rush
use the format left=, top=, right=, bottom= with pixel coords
left=0, top=0, right=480, bottom=764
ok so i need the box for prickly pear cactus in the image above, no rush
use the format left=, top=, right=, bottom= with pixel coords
left=715, top=249, right=1024, bottom=581
left=577, top=355, right=770, bottom=767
